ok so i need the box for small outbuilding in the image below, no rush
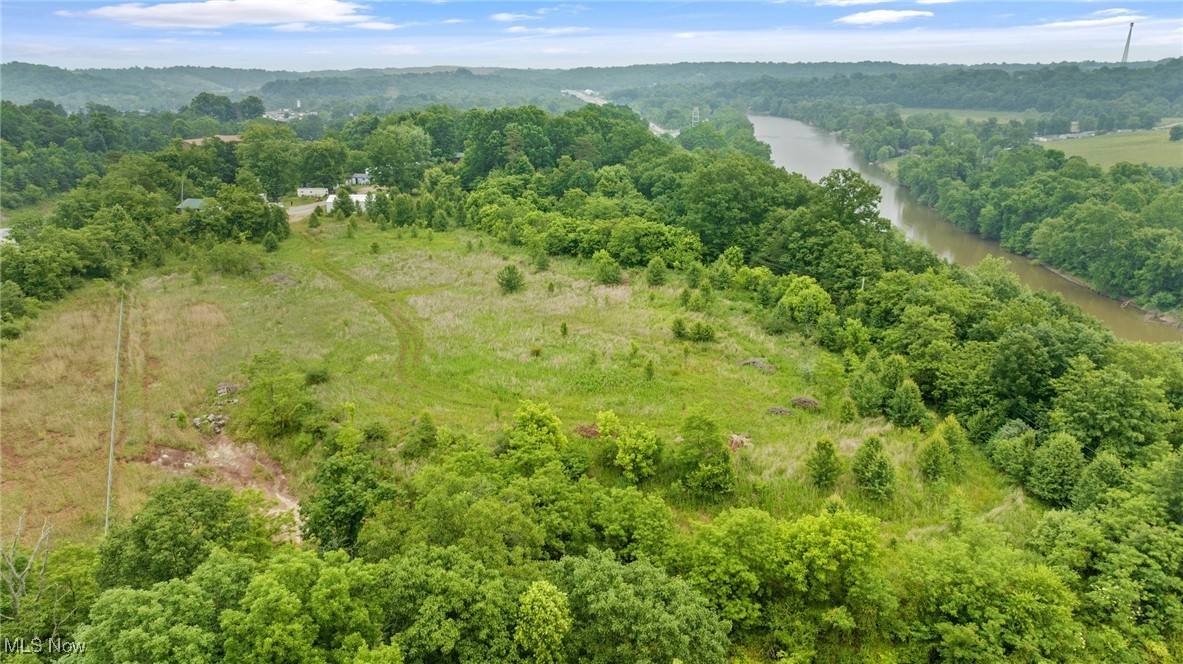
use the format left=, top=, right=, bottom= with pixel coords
left=176, top=198, right=206, bottom=213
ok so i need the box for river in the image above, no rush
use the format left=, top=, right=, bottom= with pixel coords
left=748, top=114, right=1182, bottom=344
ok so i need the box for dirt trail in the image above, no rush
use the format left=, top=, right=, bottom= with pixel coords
left=298, top=230, right=424, bottom=372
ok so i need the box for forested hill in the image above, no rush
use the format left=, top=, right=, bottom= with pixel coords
left=2, top=59, right=1170, bottom=112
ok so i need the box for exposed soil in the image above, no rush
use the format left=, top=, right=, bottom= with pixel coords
left=143, top=433, right=300, bottom=538
left=573, top=424, right=600, bottom=438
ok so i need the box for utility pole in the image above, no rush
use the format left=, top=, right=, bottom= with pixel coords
left=103, top=294, right=125, bottom=536
left=1121, top=22, right=1134, bottom=66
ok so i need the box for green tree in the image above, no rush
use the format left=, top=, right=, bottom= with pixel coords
left=645, top=255, right=667, bottom=286
left=240, top=350, right=317, bottom=440
left=591, top=250, right=623, bottom=285
left=299, top=423, right=384, bottom=553
left=555, top=548, right=729, bottom=664
left=497, top=263, right=525, bottom=294
left=852, top=436, right=895, bottom=501
left=299, top=138, right=348, bottom=187
left=673, top=412, right=736, bottom=500
left=97, top=479, right=272, bottom=589
left=238, top=122, right=299, bottom=200
left=262, top=231, right=279, bottom=253
left=917, top=434, right=953, bottom=483
left=613, top=424, right=661, bottom=483
left=806, top=436, right=842, bottom=491
left=1070, top=451, right=1126, bottom=510
left=1170, top=125, right=1183, bottom=141
left=75, top=579, right=219, bottom=663
left=1027, top=433, right=1085, bottom=507
left=366, top=124, right=433, bottom=191
left=887, top=379, right=927, bottom=429
left=514, top=581, right=572, bottom=664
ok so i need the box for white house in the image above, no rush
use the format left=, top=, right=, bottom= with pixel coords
left=325, top=193, right=369, bottom=212
left=298, top=187, right=330, bottom=197
left=348, top=172, right=371, bottom=186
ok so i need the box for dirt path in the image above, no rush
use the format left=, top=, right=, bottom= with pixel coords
left=297, top=230, right=424, bottom=373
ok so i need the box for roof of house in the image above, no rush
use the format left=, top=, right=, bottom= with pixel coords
left=182, top=134, right=242, bottom=147
left=177, top=198, right=205, bottom=210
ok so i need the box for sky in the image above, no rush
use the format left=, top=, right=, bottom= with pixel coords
left=2, top=0, right=1180, bottom=70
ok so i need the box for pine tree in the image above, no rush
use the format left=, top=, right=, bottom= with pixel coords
left=852, top=436, right=895, bottom=500
left=887, top=379, right=926, bottom=428
left=497, top=264, right=525, bottom=294
left=806, top=436, right=842, bottom=491
left=645, top=256, right=667, bottom=287
left=918, top=434, right=954, bottom=483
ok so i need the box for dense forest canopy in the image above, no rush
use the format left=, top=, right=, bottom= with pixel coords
left=2, top=94, right=1183, bottom=662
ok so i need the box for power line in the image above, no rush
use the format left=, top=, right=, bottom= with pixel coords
left=103, top=294, right=125, bottom=537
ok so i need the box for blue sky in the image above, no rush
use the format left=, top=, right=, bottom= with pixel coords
left=2, top=1, right=1180, bottom=70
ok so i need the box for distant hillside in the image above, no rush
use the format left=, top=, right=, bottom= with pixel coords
left=2, top=59, right=1167, bottom=112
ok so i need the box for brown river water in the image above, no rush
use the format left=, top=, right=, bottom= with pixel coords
left=749, top=114, right=1183, bottom=344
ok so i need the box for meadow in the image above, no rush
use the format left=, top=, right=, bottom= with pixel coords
left=1043, top=128, right=1183, bottom=168
left=1, top=215, right=1035, bottom=545
left=899, top=107, right=1029, bottom=123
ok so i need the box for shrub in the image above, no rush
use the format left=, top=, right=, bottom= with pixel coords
left=688, top=321, right=716, bottom=343
left=497, top=263, right=525, bottom=294
left=592, top=250, right=623, bottom=285
left=806, top=436, right=842, bottom=491
left=887, top=379, right=926, bottom=428
left=401, top=411, right=438, bottom=458
left=206, top=242, right=262, bottom=277
left=645, top=256, right=667, bottom=286
left=685, top=261, right=705, bottom=288
left=1027, top=433, right=1084, bottom=507
left=304, top=366, right=330, bottom=386
left=918, top=434, right=953, bottom=483
left=671, top=317, right=689, bottom=340
left=852, top=436, right=895, bottom=500
left=614, top=425, right=662, bottom=483
left=262, top=231, right=279, bottom=252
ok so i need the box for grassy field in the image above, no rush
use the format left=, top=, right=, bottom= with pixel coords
left=1, top=217, right=1037, bottom=545
left=1044, top=129, right=1183, bottom=168
left=900, top=107, right=1029, bottom=123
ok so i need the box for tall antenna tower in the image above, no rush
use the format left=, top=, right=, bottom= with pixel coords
left=1121, top=22, right=1134, bottom=65
left=691, top=107, right=700, bottom=127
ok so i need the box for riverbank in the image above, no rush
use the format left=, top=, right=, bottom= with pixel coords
left=749, top=113, right=1182, bottom=343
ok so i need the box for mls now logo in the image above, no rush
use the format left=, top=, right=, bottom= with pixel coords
left=3, top=638, right=86, bottom=654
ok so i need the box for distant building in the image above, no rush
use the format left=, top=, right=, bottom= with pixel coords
left=176, top=198, right=206, bottom=213
left=298, top=187, right=330, bottom=197
left=348, top=172, right=371, bottom=186
left=325, top=193, right=369, bottom=212
left=182, top=135, right=241, bottom=147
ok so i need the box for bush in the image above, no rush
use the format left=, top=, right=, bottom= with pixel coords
left=206, top=242, right=262, bottom=277
left=688, top=321, right=716, bottom=343
left=992, top=431, right=1035, bottom=483
left=671, top=317, right=689, bottom=340
left=497, top=263, right=525, bottom=294
left=1027, top=433, right=1084, bottom=507
left=592, top=250, right=623, bottom=285
left=918, top=434, right=953, bottom=483
left=806, top=436, right=842, bottom=491
left=614, top=425, right=662, bottom=483
left=852, top=436, right=895, bottom=500
left=262, top=231, right=279, bottom=253
left=401, top=411, right=438, bottom=458
left=645, top=256, right=667, bottom=286
left=304, top=366, right=330, bottom=386
left=887, top=379, right=926, bottom=428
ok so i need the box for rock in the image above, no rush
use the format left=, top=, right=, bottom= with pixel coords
left=790, top=396, right=821, bottom=410
left=740, top=357, right=777, bottom=372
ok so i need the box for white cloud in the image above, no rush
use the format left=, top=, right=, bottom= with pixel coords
left=506, top=25, right=588, bottom=35
left=69, top=0, right=401, bottom=31
left=836, top=10, right=934, bottom=25
left=274, top=22, right=317, bottom=32
left=352, top=21, right=404, bottom=30
left=490, top=12, right=538, bottom=22
left=1040, top=13, right=1143, bottom=29
left=1091, top=9, right=1132, bottom=18
left=817, top=0, right=893, bottom=6
left=442, top=18, right=467, bottom=24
